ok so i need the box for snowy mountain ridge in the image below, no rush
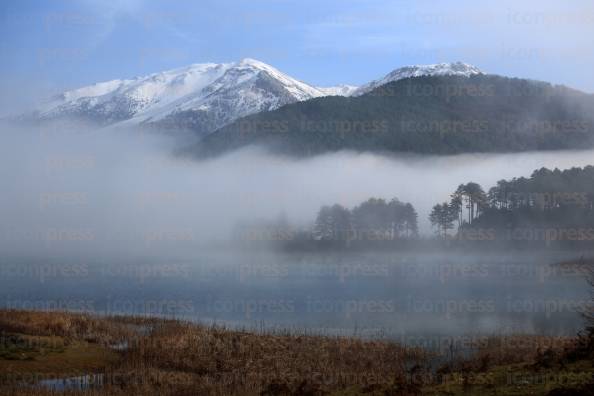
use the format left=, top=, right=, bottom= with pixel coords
left=351, top=62, right=483, bottom=96
left=26, top=59, right=483, bottom=135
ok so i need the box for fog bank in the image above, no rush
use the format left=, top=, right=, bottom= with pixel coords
left=1, top=123, right=594, bottom=258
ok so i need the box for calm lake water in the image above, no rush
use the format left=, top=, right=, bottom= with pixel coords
left=0, top=251, right=589, bottom=345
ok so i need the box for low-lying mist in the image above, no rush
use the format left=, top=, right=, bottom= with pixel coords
left=2, top=122, right=594, bottom=259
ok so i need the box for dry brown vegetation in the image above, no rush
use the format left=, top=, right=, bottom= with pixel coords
left=1, top=309, right=592, bottom=395
left=0, top=310, right=148, bottom=345
left=0, top=310, right=429, bottom=395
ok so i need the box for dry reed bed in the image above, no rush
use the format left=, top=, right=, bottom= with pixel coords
left=0, top=310, right=429, bottom=395
left=3, top=310, right=588, bottom=395
left=0, top=310, right=146, bottom=346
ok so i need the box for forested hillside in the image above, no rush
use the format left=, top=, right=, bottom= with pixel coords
left=191, top=74, right=594, bottom=157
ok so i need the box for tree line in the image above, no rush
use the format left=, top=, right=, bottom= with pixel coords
left=430, top=166, right=594, bottom=246
left=236, top=166, right=594, bottom=250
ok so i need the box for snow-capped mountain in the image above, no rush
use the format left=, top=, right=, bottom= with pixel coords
left=138, top=59, right=354, bottom=134
left=23, top=59, right=482, bottom=135
left=35, top=62, right=230, bottom=127
left=29, top=58, right=349, bottom=135
left=351, top=62, right=483, bottom=96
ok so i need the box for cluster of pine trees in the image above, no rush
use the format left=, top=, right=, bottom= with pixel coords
left=430, top=182, right=487, bottom=237
left=312, top=198, right=419, bottom=247
left=237, top=166, right=594, bottom=250
left=430, top=166, right=594, bottom=245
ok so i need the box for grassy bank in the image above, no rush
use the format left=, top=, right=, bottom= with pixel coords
left=0, top=310, right=592, bottom=395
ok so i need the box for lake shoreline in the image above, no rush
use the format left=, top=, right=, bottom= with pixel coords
left=1, top=309, right=592, bottom=395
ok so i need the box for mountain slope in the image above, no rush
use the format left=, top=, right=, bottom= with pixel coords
left=143, top=59, right=340, bottom=134
left=34, top=62, right=229, bottom=126
left=189, top=74, right=594, bottom=157
left=25, top=59, right=351, bottom=135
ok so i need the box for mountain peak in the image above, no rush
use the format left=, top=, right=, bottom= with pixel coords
left=352, top=62, right=483, bottom=96
left=237, top=58, right=269, bottom=68
left=390, top=62, right=482, bottom=76
left=27, top=58, right=337, bottom=133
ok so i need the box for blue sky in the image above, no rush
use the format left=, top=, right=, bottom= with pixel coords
left=1, top=0, right=594, bottom=111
